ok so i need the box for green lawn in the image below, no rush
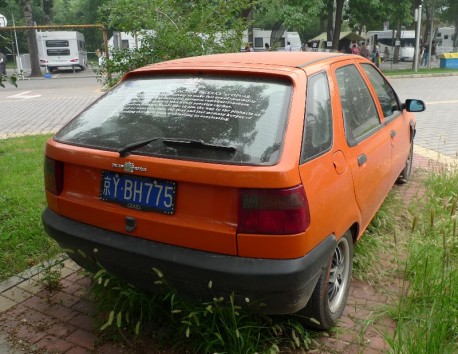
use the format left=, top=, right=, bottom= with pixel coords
left=0, top=134, right=60, bottom=281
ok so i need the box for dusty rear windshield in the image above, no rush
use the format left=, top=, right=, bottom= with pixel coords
left=55, top=74, right=292, bottom=165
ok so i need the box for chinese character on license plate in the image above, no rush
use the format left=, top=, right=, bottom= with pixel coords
left=100, top=171, right=176, bottom=214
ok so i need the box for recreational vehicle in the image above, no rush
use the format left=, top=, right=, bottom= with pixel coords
left=366, top=30, right=416, bottom=61
left=242, top=28, right=302, bottom=51
left=434, top=27, right=456, bottom=55
left=36, top=31, right=87, bottom=72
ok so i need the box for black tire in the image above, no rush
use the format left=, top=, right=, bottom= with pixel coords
left=299, top=231, right=353, bottom=330
left=397, top=142, right=413, bottom=184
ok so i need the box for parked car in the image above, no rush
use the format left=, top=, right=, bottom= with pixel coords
left=42, top=52, right=425, bottom=330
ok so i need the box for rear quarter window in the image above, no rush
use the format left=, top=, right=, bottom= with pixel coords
left=55, top=75, right=293, bottom=165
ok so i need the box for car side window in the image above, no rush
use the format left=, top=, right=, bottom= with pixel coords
left=335, top=65, right=381, bottom=146
left=301, top=71, right=333, bottom=163
left=361, top=64, right=400, bottom=119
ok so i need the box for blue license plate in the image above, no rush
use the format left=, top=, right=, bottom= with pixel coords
left=100, top=171, right=176, bottom=214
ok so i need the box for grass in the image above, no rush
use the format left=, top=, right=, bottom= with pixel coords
left=1, top=134, right=457, bottom=353
left=385, top=166, right=458, bottom=353
left=0, top=134, right=60, bottom=281
left=383, top=67, right=458, bottom=76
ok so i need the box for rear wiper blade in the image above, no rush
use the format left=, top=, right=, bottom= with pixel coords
left=119, top=137, right=163, bottom=157
left=119, top=137, right=237, bottom=158
left=162, top=138, right=237, bottom=152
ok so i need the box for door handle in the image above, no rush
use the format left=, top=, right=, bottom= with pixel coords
left=390, top=130, right=397, bottom=138
left=357, top=153, right=367, bottom=166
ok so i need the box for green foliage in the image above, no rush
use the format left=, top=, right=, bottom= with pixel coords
left=353, top=192, right=407, bottom=283
left=96, top=0, right=251, bottom=87
left=91, top=267, right=319, bottom=353
left=386, top=167, right=458, bottom=353
left=253, top=0, right=325, bottom=32
left=0, top=73, right=17, bottom=88
left=0, top=135, right=60, bottom=281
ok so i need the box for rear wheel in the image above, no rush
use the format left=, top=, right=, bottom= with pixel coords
left=397, top=142, right=413, bottom=184
left=299, top=231, right=353, bottom=330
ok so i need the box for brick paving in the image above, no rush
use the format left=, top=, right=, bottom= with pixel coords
left=1, top=150, right=454, bottom=354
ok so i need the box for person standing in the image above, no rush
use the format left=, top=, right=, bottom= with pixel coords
left=371, top=44, right=380, bottom=67
left=0, top=51, right=7, bottom=76
left=285, top=41, right=292, bottom=51
left=421, top=43, right=429, bottom=66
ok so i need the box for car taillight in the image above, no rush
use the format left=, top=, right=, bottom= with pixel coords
left=238, top=185, right=310, bottom=234
left=70, top=59, right=78, bottom=62
left=44, top=157, right=64, bottom=195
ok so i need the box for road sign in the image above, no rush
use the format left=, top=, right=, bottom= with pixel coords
left=0, top=14, right=7, bottom=27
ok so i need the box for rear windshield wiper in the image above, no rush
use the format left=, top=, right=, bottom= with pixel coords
left=119, top=137, right=236, bottom=157
left=162, top=138, right=237, bottom=153
left=119, top=137, right=163, bottom=157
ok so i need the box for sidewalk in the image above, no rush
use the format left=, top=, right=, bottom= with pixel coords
left=1, top=148, right=453, bottom=354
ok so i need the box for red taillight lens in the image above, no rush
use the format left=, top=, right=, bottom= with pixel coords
left=238, top=185, right=310, bottom=234
left=44, top=157, right=64, bottom=195
left=70, top=59, right=78, bottom=63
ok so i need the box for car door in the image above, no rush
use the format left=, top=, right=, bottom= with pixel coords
left=331, top=62, right=393, bottom=232
left=360, top=63, right=413, bottom=183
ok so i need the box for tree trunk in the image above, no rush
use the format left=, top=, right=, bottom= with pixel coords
left=326, top=0, right=334, bottom=43
left=393, top=22, right=402, bottom=63
left=332, top=0, right=344, bottom=51
left=21, top=0, right=42, bottom=77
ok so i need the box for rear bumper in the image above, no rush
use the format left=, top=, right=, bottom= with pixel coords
left=42, top=208, right=336, bottom=314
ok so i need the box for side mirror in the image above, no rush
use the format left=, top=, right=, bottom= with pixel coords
left=404, top=99, right=426, bottom=112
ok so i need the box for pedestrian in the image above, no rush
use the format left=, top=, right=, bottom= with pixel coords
left=0, top=51, right=7, bottom=76
left=264, top=42, right=270, bottom=51
left=285, top=41, right=292, bottom=51
left=359, top=42, right=369, bottom=58
left=371, top=44, right=380, bottom=67
left=351, top=43, right=359, bottom=55
left=421, top=43, right=429, bottom=66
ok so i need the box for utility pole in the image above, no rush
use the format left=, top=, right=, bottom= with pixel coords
left=413, top=5, right=422, bottom=72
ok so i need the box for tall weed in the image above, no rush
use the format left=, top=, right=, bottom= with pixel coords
left=387, top=167, right=458, bottom=353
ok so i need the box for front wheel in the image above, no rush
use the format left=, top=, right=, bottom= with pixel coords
left=397, top=143, right=413, bottom=184
left=299, top=231, right=353, bottom=330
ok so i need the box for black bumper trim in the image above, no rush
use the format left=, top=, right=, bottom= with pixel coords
left=42, top=208, right=336, bottom=314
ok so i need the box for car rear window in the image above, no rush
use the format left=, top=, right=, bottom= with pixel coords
left=55, top=74, right=292, bottom=165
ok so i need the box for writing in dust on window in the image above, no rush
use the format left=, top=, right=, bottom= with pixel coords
left=122, top=90, right=263, bottom=122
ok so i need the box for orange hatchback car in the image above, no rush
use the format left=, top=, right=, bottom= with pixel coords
left=43, top=52, right=425, bottom=329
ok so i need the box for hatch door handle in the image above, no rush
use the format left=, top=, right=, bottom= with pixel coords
left=357, top=153, right=367, bottom=166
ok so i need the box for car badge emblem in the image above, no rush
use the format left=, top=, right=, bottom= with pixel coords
left=111, top=162, right=147, bottom=173
left=124, top=162, right=134, bottom=173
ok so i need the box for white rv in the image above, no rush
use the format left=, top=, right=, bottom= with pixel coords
left=366, top=30, right=416, bottom=61
left=434, top=27, right=455, bottom=55
left=36, top=31, right=87, bottom=72
left=242, top=28, right=302, bottom=51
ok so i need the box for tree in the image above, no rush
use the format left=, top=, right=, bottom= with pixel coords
left=20, top=0, right=41, bottom=77
left=252, top=0, right=324, bottom=32
left=97, top=0, right=253, bottom=86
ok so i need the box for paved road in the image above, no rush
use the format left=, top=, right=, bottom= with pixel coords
left=0, top=68, right=457, bottom=160
left=389, top=75, right=458, bottom=159
left=0, top=70, right=103, bottom=139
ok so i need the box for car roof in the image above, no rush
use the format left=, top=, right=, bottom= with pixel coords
left=131, top=52, right=349, bottom=73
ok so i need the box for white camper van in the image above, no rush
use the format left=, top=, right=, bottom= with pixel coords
left=36, top=31, right=87, bottom=72
left=366, top=30, right=416, bottom=61
left=434, top=27, right=455, bottom=55
left=242, top=28, right=302, bottom=51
